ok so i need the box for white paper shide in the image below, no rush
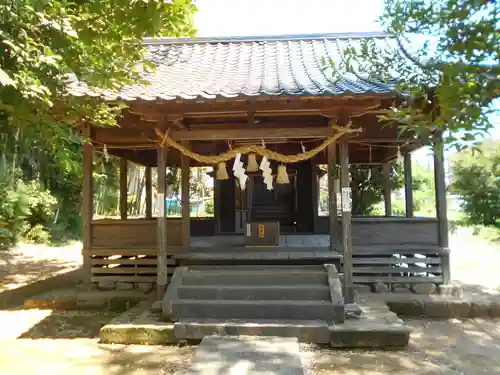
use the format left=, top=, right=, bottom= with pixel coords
left=232, top=153, right=248, bottom=190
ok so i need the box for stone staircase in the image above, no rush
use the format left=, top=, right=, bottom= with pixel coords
left=162, top=265, right=345, bottom=343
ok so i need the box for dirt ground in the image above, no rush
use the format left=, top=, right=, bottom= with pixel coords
left=0, top=312, right=499, bottom=374
left=0, top=232, right=499, bottom=374
left=0, top=242, right=81, bottom=292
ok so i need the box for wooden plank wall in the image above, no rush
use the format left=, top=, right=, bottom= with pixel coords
left=315, top=217, right=439, bottom=246
left=89, top=219, right=181, bottom=284
left=318, top=217, right=443, bottom=285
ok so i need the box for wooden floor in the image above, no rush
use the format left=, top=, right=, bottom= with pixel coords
left=189, top=234, right=330, bottom=249
left=177, top=234, right=339, bottom=265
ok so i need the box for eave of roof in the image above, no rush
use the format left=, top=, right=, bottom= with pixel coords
left=142, top=31, right=392, bottom=45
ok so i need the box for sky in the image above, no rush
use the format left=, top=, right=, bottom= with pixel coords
left=194, top=0, right=385, bottom=36
left=193, top=0, right=499, bottom=165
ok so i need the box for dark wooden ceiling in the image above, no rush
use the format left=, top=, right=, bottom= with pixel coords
left=91, top=95, right=422, bottom=166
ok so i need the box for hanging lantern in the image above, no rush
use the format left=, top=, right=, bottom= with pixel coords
left=246, top=153, right=259, bottom=172
left=216, top=162, right=229, bottom=180
left=276, top=165, right=290, bottom=184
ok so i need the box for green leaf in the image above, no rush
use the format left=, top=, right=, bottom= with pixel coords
left=0, top=69, right=15, bottom=87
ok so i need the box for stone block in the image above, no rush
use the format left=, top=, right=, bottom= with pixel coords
left=437, top=284, right=463, bottom=298
left=412, top=283, right=437, bottom=295
left=345, top=303, right=363, bottom=319
left=489, top=302, right=500, bottom=317
left=151, top=301, right=162, bottom=313
left=329, top=323, right=410, bottom=348
left=97, top=280, right=116, bottom=291
left=469, top=301, right=491, bottom=317
left=100, top=324, right=177, bottom=345
left=76, top=297, right=108, bottom=310
left=353, top=284, right=372, bottom=295
left=392, top=287, right=412, bottom=294
left=386, top=299, right=425, bottom=317
left=116, top=282, right=134, bottom=291
left=393, top=283, right=410, bottom=289
left=136, top=282, right=153, bottom=293
left=423, top=301, right=471, bottom=318
left=373, top=282, right=389, bottom=293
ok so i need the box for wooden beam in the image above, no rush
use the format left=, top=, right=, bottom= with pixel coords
left=339, top=140, right=354, bottom=304
left=327, top=143, right=338, bottom=249
left=404, top=152, right=414, bottom=217
left=82, top=124, right=93, bottom=284
left=119, top=158, right=128, bottom=220
left=433, top=133, right=451, bottom=284
left=127, top=95, right=396, bottom=118
left=181, top=141, right=190, bottom=248
left=157, top=146, right=167, bottom=299
left=145, top=166, right=152, bottom=219
left=382, top=162, right=392, bottom=217
left=169, top=125, right=338, bottom=141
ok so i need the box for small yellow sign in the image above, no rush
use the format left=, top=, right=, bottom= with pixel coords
left=258, top=224, right=265, bottom=238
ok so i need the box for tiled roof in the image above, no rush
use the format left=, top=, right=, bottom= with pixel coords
left=67, top=32, right=401, bottom=101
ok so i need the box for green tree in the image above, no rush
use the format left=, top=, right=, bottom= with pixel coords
left=351, top=164, right=404, bottom=215
left=450, top=140, right=500, bottom=225
left=1, top=0, right=196, bottom=130
left=332, top=0, right=499, bottom=149
left=411, top=161, right=436, bottom=216
left=0, top=0, right=196, bottom=247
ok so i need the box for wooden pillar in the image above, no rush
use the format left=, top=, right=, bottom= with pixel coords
left=311, top=158, right=319, bottom=233
left=145, top=166, right=152, bottom=219
left=157, top=147, right=167, bottom=299
left=119, top=158, right=128, bottom=220
left=327, top=143, right=338, bottom=249
left=404, top=152, right=414, bottom=217
left=82, top=124, right=93, bottom=283
left=181, top=142, right=190, bottom=247
left=340, top=141, right=354, bottom=304
left=433, top=133, right=451, bottom=284
left=382, top=162, right=392, bottom=216
left=214, top=179, right=221, bottom=234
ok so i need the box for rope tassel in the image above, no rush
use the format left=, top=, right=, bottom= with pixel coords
left=216, top=162, right=229, bottom=180
left=276, top=165, right=290, bottom=184
left=246, top=153, right=259, bottom=172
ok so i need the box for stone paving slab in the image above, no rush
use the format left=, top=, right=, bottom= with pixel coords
left=184, top=336, right=304, bottom=375
left=360, top=292, right=500, bottom=318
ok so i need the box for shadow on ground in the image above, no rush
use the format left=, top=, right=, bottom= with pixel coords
left=307, top=317, right=500, bottom=375
left=0, top=258, right=76, bottom=292
left=16, top=310, right=119, bottom=339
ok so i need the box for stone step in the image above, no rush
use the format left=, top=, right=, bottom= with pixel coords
left=174, top=318, right=330, bottom=343
left=171, top=299, right=344, bottom=323
left=177, top=284, right=331, bottom=301
left=181, top=269, right=328, bottom=286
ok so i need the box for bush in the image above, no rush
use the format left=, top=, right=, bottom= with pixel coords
left=0, top=172, right=58, bottom=249
left=0, top=179, right=30, bottom=250
left=24, top=224, right=51, bottom=244
left=205, top=199, right=214, bottom=215
left=450, top=140, right=500, bottom=226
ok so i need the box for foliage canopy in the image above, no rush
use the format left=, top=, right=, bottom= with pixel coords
left=450, top=140, right=500, bottom=226
left=0, top=0, right=196, bottom=248
left=333, top=0, right=499, bottom=150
